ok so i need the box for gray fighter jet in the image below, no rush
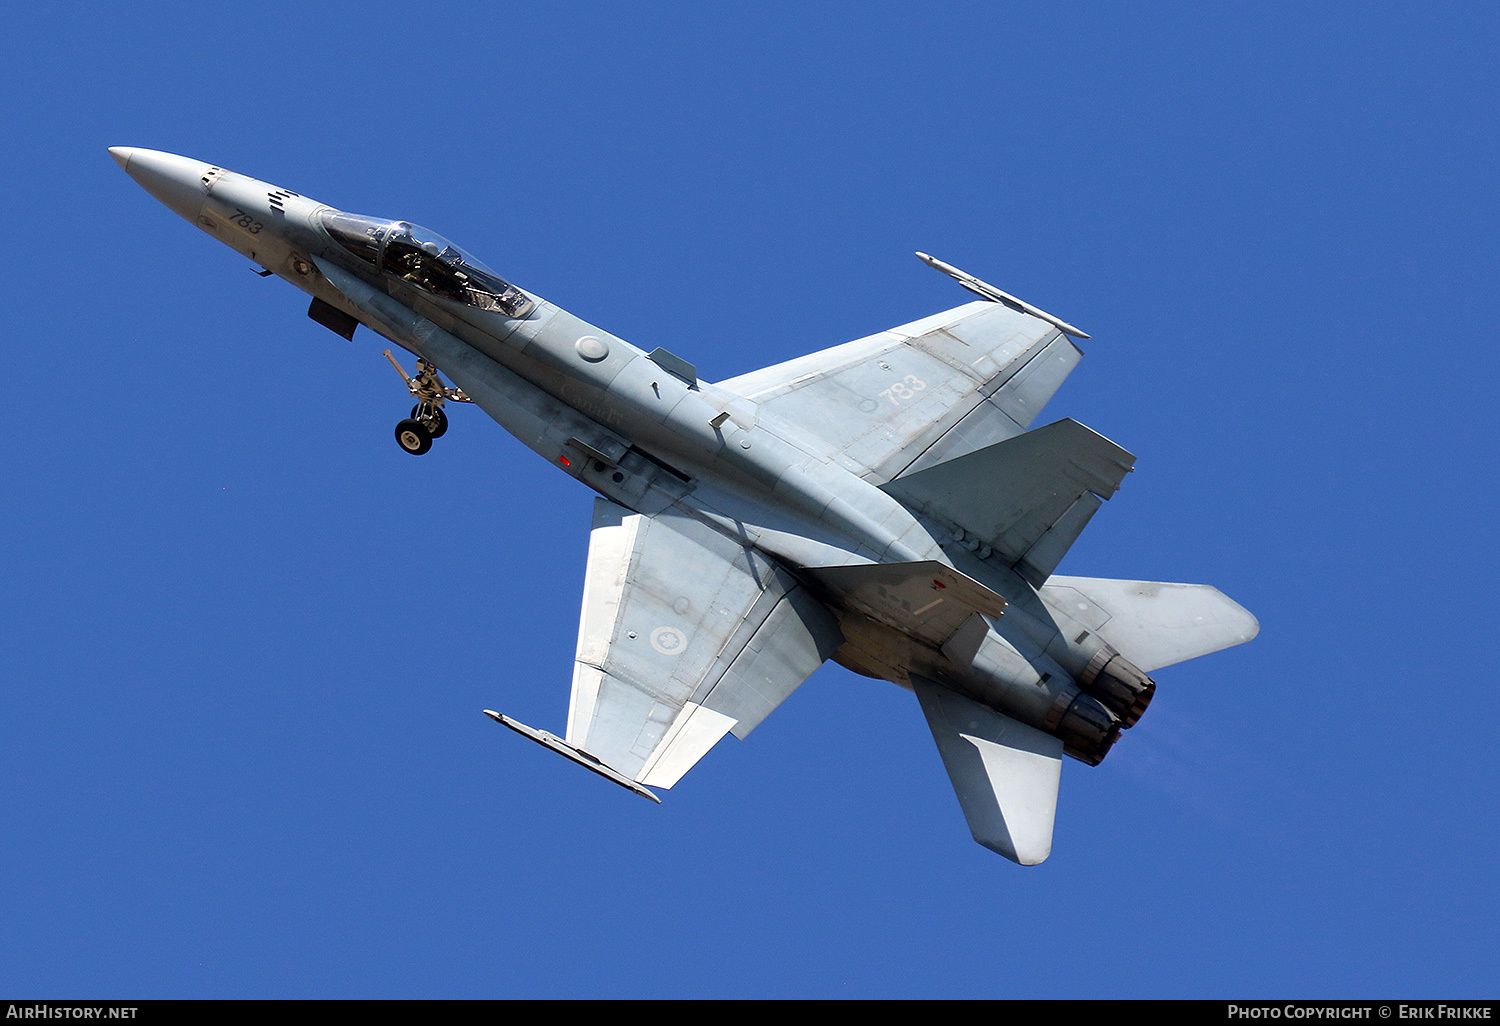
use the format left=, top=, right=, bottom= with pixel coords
left=112, top=147, right=1257, bottom=864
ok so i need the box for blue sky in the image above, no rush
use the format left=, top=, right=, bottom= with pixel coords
left=2, top=1, right=1497, bottom=998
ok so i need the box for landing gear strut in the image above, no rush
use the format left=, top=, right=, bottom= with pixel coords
left=384, top=350, right=471, bottom=456
left=413, top=403, right=448, bottom=438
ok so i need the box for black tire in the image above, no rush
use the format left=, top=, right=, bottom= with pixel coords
left=411, top=404, right=448, bottom=439
left=395, top=418, right=432, bottom=455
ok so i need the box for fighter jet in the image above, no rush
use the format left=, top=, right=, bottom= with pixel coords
left=112, top=147, right=1257, bottom=864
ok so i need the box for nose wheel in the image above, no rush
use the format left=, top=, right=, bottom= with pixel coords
left=384, top=350, right=470, bottom=456
left=395, top=419, right=433, bottom=455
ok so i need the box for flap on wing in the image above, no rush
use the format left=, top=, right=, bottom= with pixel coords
left=884, top=418, right=1136, bottom=586
left=636, top=702, right=738, bottom=789
left=718, top=302, right=1082, bottom=483
left=1040, top=576, right=1260, bottom=673
left=912, top=675, right=1062, bottom=865
left=567, top=498, right=841, bottom=788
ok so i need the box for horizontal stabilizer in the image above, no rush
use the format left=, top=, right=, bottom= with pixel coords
left=884, top=419, right=1136, bottom=585
left=1041, top=576, right=1260, bottom=672
left=912, top=676, right=1062, bottom=865
left=806, top=560, right=1006, bottom=649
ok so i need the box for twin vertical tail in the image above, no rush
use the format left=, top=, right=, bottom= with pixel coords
left=881, top=418, right=1136, bottom=588
left=873, top=423, right=1257, bottom=863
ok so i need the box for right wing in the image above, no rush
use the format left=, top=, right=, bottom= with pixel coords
left=718, top=301, right=1083, bottom=483
left=565, top=498, right=842, bottom=788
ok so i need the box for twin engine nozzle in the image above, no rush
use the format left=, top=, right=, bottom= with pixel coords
left=1047, top=653, right=1151, bottom=764
left=1080, top=648, right=1156, bottom=728
left=954, top=623, right=1157, bottom=766
left=1056, top=648, right=1156, bottom=765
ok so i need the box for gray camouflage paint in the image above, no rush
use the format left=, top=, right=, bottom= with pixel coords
left=113, top=148, right=1257, bottom=863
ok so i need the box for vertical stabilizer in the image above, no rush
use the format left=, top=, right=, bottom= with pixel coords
left=912, top=675, right=1063, bottom=865
left=884, top=419, right=1136, bottom=586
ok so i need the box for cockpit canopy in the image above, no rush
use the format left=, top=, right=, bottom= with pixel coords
left=320, top=211, right=534, bottom=318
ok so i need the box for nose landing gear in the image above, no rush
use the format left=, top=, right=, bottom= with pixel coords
left=384, top=350, right=471, bottom=456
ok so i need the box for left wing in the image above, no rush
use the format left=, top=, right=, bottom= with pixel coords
left=564, top=498, right=842, bottom=788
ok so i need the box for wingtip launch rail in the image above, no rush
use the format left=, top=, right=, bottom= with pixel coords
left=916, top=251, right=1091, bottom=340
left=483, top=711, right=663, bottom=804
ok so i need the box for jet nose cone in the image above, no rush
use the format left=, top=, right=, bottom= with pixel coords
left=111, top=147, right=216, bottom=224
